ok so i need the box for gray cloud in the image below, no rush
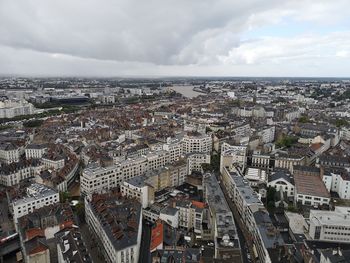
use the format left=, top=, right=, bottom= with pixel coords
left=0, top=0, right=349, bottom=76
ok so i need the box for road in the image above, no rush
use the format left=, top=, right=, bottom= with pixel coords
left=139, top=221, right=151, bottom=263
left=215, top=173, right=255, bottom=263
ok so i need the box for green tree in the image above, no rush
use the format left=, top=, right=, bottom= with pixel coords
left=75, top=202, right=85, bottom=223
left=59, top=191, right=71, bottom=203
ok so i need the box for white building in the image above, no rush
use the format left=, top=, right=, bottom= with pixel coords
left=256, top=126, right=275, bottom=144
left=121, top=176, right=154, bottom=208
left=159, top=206, right=179, bottom=228
left=0, top=142, right=21, bottom=164
left=245, top=168, right=267, bottom=187
left=0, top=160, right=43, bottom=186
left=25, top=144, right=48, bottom=159
left=309, top=207, right=350, bottom=243
left=182, top=133, right=212, bottom=155
left=81, top=149, right=175, bottom=197
left=187, top=153, right=210, bottom=174
left=294, top=173, right=330, bottom=206
left=0, top=99, right=35, bottom=118
left=10, top=183, right=59, bottom=224
left=220, top=143, right=247, bottom=174
left=322, top=168, right=350, bottom=200
left=267, top=169, right=295, bottom=198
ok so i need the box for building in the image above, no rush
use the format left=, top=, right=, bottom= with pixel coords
left=245, top=168, right=267, bottom=187
left=25, top=144, right=48, bottom=159
left=0, top=142, right=21, bottom=164
left=9, top=183, right=59, bottom=223
left=85, top=191, right=142, bottom=263
left=120, top=176, right=155, bottom=208
left=220, top=143, right=247, bottom=173
left=267, top=169, right=295, bottom=199
left=309, top=207, right=350, bottom=243
left=187, top=153, right=210, bottom=175
left=22, top=236, right=51, bottom=263
left=323, top=168, right=350, bottom=200
left=257, top=126, right=275, bottom=144
left=0, top=159, right=43, bottom=186
left=182, top=133, right=212, bottom=155
left=0, top=99, right=35, bottom=118
left=55, top=227, right=92, bottom=263
left=294, top=172, right=330, bottom=206
left=203, top=173, right=240, bottom=261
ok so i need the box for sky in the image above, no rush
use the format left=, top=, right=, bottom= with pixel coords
left=0, top=0, right=349, bottom=77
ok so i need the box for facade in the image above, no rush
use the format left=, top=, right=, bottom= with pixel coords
left=0, top=159, right=42, bottom=186
left=81, top=149, right=178, bottom=197
left=0, top=142, right=21, bottom=164
left=25, top=144, right=48, bottom=159
left=0, top=99, right=35, bottom=118
left=187, top=153, right=210, bottom=174
left=323, top=168, right=350, bottom=200
left=257, top=126, right=275, bottom=144
left=309, top=207, right=350, bottom=243
left=10, top=183, right=59, bottom=223
left=267, top=169, right=295, bottom=198
left=121, top=176, right=155, bottom=208
left=220, top=143, right=247, bottom=173
left=85, top=191, right=142, bottom=263
left=182, top=133, right=212, bottom=155
left=294, top=172, right=330, bottom=206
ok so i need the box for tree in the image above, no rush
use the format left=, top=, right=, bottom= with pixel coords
left=298, top=115, right=310, bottom=123
left=59, top=191, right=71, bottom=203
left=266, top=186, right=277, bottom=208
left=276, top=135, right=298, bottom=148
left=335, top=119, right=349, bottom=128
left=75, top=202, right=85, bottom=223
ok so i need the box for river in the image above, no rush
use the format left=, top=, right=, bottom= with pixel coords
left=170, top=85, right=203, bottom=98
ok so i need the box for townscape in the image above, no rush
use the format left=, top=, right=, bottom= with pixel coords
left=0, top=77, right=350, bottom=263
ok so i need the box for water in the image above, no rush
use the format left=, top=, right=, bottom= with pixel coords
left=170, top=85, right=202, bottom=98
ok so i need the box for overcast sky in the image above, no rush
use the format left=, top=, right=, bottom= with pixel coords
left=0, top=0, right=349, bottom=77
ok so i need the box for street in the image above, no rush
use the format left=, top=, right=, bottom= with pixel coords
left=139, top=221, right=151, bottom=263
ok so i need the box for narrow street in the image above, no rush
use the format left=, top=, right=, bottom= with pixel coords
left=139, top=221, right=151, bottom=263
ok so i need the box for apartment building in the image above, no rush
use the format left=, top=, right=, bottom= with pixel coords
left=220, top=143, right=247, bottom=173
left=0, top=159, right=43, bottom=186
left=85, top=192, right=142, bottom=263
left=182, top=133, right=212, bottom=155
left=25, top=144, right=48, bottom=159
left=0, top=142, right=21, bottom=164
left=203, top=173, right=240, bottom=261
left=121, top=176, right=155, bottom=208
left=256, top=126, right=275, bottom=144
left=9, top=183, right=59, bottom=224
left=323, top=168, right=350, bottom=200
left=187, top=153, right=210, bottom=175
